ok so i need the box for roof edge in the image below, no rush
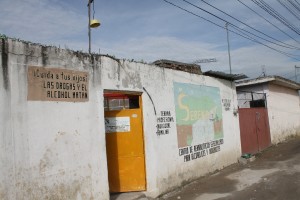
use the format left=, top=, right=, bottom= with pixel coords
left=236, top=76, right=300, bottom=90
left=203, top=70, right=248, bottom=81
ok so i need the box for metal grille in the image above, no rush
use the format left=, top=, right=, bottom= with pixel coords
left=237, top=91, right=267, bottom=108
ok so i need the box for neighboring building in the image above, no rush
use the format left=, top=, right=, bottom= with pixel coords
left=236, top=76, right=300, bottom=144
left=1, top=38, right=242, bottom=199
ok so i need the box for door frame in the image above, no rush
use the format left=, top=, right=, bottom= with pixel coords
left=103, top=90, right=147, bottom=192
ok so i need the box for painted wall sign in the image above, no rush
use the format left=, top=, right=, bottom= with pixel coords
left=105, top=117, right=130, bottom=133
left=222, top=99, right=231, bottom=111
left=178, top=139, right=224, bottom=162
left=156, top=111, right=174, bottom=136
left=174, top=82, right=224, bottom=161
left=27, top=66, right=89, bottom=102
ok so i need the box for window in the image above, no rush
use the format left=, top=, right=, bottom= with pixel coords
left=104, top=93, right=140, bottom=111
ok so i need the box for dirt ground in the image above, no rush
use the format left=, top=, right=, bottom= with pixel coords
left=159, top=136, right=300, bottom=200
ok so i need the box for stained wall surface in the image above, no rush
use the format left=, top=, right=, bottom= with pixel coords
left=237, top=82, right=300, bottom=145
left=0, top=38, right=242, bottom=199
left=267, top=83, right=300, bottom=143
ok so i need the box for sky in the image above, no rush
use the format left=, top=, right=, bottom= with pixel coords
left=1, top=0, right=300, bottom=80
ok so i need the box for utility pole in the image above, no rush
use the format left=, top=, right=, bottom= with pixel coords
left=87, top=0, right=100, bottom=54
left=295, top=65, right=300, bottom=83
left=225, top=23, right=232, bottom=74
left=88, top=0, right=92, bottom=54
left=261, top=65, right=266, bottom=77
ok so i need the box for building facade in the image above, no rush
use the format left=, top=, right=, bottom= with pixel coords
left=236, top=76, right=300, bottom=144
left=0, top=38, right=242, bottom=199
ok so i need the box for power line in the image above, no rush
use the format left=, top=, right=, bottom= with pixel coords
left=294, top=0, right=300, bottom=8
left=230, top=24, right=300, bottom=59
left=161, top=0, right=300, bottom=61
left=229, top=24, right=300, bottom=57
left=196, top=0, right=300, bottom=50
left=162, top=1, right=226, bottom=30
left=287, top=0, right=300, bottom=14
left=277, top=0, right=300, bottom=21
left=259, top=0, right=299, bottom=27
left=181, top=0, right=300, bottom=50
left=253, top=0, right=299, bottom=34
left=237, top=0, right=300, bottom=45
left=252, top=0, right=300, bottom=35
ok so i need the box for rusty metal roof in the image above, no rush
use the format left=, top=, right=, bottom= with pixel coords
left=152, top=59, right=202, bottom=75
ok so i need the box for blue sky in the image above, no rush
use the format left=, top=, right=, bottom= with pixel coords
left=1, top=0, right=300, bottom=80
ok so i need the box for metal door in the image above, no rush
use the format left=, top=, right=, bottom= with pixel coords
left=255, top=109, right=271, bottom=151
left=104, top=94, right=146, bottom=192
left=239, top=108, right=271, bottom=154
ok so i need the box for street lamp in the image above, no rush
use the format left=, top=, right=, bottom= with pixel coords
left=88, top=0, right=100, bottom=54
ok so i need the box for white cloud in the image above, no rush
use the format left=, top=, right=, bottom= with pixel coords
left=0, top=0, right=299, bottom=80
left=0, top=0, right=86, bottom=42
left=95, top=35, right=299, bottom=78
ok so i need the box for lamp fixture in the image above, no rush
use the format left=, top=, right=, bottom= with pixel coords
left=90, top=19, right=100, bottom=28
left=88, top=0, right=100, bottom=53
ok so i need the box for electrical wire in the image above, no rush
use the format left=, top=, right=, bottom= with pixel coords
left=287, top=0, right=300, bottom=14
left=294, top=0, right=300, bottom=8
left=181, top=0, right=300, bottom=50
left=161, top=0, right=228, bottom=31
left=161, top=0, right=300, bottom=61
left=196, top=0, right=300, bottom=50
left=237, top=0, right=300, bottom=45
left=252, top=0, right=300, bottom=35
left=277, top=0, right=300, bottom=21
left=259, top=0, right=297, bottom=25
left=256, top=0, right=300, bottom=34
left=230, top=24, right=300, bottom=59
left=230, top=25, right=300, bottom=57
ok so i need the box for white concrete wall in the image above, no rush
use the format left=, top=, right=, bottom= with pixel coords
left=267, top=83, right=300, bottom=144
left=237, top=82, right=300, bottom=145
left=98, top=57, right=242, bottom=197
left=0, top=39, right=109, bottom=200
left=0, top=38, right=11, bottom=200
left=0, top=38, right=242, bottom=199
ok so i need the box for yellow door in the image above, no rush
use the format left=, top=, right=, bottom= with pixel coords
left=104, top=94, right=146, bottom=192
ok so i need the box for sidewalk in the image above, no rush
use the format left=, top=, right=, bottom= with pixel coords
left=159, top=136, right=300, bottom=200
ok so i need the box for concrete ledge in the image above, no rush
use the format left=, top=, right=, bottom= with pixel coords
left=110, top=192, right=148, bottom=200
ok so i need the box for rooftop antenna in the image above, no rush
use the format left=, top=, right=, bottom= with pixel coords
left=193, top=58, right=217, bottom=64
left=261, top=65, right=266, bottom=77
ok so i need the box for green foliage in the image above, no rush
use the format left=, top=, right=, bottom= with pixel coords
left=0, top=34, right=7, bottom=39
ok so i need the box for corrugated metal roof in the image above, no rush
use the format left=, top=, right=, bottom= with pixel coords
left=203, top=70, right=248, bottom=81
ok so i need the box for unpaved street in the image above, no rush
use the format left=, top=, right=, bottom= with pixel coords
left=160, top=136, right=300, bottom=200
